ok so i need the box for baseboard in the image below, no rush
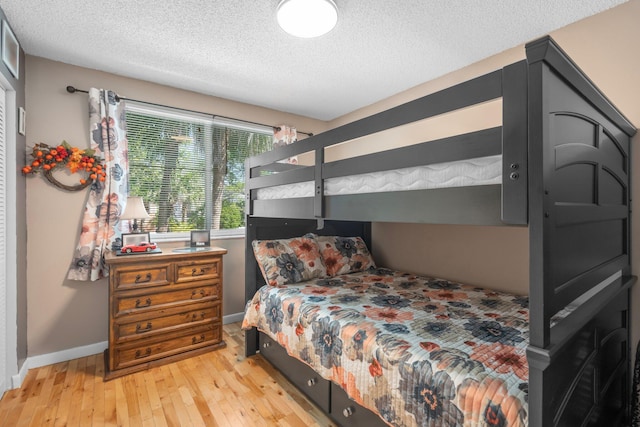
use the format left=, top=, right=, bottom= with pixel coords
left=10, top=313, right=245, bottom=389
left=223, top=312, right=244, bottom=324
left=11, top=341, right=108, bottom=389
left=11, top=361, right=28, bottom=389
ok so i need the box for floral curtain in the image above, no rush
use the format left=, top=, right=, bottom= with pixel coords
left=67, top=88, right=129, bottom=281
left=274, top=125, right=298, bottom=164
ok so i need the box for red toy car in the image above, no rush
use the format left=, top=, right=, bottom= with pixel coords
left=121, top=242, right=157, bottom=254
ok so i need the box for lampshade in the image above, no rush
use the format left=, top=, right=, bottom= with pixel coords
left=120, top=196, right=150, bottom=220
left=277, top=0, right=338, bottom=38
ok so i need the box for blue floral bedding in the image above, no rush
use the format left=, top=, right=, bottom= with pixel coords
left=243, top=268, right=529, bottom=426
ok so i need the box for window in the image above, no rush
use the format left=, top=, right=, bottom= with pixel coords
left=125, top=102, right=274, bottom=237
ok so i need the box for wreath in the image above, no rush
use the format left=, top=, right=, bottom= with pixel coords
left=22, top=141, right=107, bottom=191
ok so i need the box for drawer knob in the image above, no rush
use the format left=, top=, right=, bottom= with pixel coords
left=191, top=289, right=206, bottom=299
left=135, top=298, right=152, bottom=308
left=191, top=312, right=206, bottom=322
left=135, top=348, right=152, bottom=359
left=343, top=407, right=354, bottom=418
left=135, top=273, right=152, bottom=283
left=191, top=267, right=206, bottom=277
left=307, top=378, right=316, bottom=387
left=135, top=322, right=152, bottom=333
left=192, top=334, right=206, bottom=344
left=262, top=342, right=271, bottom=349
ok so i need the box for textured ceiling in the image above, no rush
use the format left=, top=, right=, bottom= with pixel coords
left=0, top=0, right=627, bottom=120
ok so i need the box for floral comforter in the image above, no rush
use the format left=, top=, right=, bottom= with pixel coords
left=242, top=268, right=530, bottom=427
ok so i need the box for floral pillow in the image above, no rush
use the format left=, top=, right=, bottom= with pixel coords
left=315, top=235, right=376, bottom=276
left=252, top=235, right=326, bottom=286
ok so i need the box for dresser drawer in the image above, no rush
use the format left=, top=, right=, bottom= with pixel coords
left=175, top=258, right=221, bottom=283
left=114, top=263, right=171, bottom=290
left=105, top=249, right=227, bottom=380
left=112, top=324, right=222, bottom=370
left=115, top=303, right=221, bottom=342
left=114, top=282, right=220, bottom=317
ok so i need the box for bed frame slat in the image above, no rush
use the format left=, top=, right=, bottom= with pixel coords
left=252, top=197, right=315, bottom=219
left=248, top=164, right=314, bottom=189
left=322, top=127, right=502, bottom=179
left=323, top=185, right=503, bottom=225
left=246, top=70, right=503, bottom=169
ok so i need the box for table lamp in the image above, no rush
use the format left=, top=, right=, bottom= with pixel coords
left=120, top=196, right=150, bottom=233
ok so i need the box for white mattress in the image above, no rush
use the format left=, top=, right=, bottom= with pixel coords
left=256, top=155, right=502, bottom=199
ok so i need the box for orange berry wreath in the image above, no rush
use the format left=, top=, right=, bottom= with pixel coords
left=22, top=141, right=107, bottom=191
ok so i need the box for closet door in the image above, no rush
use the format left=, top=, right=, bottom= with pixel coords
left=0, top=86, right=7, bottom=394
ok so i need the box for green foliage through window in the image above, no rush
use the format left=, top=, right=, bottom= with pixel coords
left=125, top=103, right=273, bottom=234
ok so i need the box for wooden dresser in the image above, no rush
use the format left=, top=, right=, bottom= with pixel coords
left=104, top=248, right=227, bottom=380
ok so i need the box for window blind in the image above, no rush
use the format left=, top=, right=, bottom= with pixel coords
left=125, top=102, right=273, bottom=233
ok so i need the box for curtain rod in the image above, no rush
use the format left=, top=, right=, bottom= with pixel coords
left=65, top=86, right=313, bottom=137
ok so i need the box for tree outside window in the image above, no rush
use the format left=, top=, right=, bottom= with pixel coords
left=125, top=103, right=273, bottom=234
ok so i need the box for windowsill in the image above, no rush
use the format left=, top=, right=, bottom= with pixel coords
left=150, top=228, right=246, bottom=243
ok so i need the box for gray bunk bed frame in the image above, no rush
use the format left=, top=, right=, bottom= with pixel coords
left=244, top=36, right=637, bottom=427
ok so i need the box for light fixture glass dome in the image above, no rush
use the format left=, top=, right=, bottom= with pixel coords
left=277, top=0, right=338, bottom=38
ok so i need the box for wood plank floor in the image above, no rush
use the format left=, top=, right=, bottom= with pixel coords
left=0, top=323, right=338, bottom=426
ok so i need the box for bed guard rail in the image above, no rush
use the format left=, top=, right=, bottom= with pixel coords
left=246, top=61, right=529, bottom=225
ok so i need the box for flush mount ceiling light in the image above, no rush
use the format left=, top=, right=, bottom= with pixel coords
left=277, top=0, right=338, bottom=38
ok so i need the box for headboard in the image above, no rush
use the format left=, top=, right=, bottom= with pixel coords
left=244, top=217, right=371, bottom=356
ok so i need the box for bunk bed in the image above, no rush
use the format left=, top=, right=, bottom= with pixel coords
left=242, top=36, right=637, bottom=427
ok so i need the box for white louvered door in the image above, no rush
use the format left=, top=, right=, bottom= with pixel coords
left=0, top=86, right=7, bottom=394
